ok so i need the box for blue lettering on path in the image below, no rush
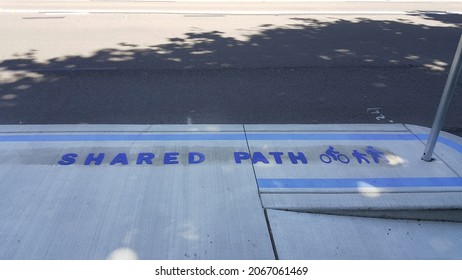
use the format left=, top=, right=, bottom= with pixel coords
left=58, top=152, right=206, bottom=165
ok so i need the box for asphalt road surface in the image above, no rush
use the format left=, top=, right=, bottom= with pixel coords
left=1, top=1, right=461, bottom=134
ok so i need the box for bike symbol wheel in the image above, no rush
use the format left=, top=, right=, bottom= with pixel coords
left=338, top=154, right=350, bottom=164
left=320, top=154, right=332, bottom=163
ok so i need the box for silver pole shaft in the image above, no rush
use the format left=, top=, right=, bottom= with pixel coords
left=422, top=34, right=462, bottom=161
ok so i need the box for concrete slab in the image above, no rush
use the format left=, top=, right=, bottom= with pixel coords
left=405, top=124, right=462, bottom=177
left=268, top=209, right=462, bottom=260
left=0, top=125, right=273, bottom=260
left=1, top=123, right=461, bottom=260
left=244, top=125, right=462, bottom=194
left=261, top=192, right=462, bottom=211
left=249, top=124, right=462, bottom=222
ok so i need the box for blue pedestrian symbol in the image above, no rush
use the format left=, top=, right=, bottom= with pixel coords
left=320, top=146, right=350, bottom=164
left=366, top=146, right=389, bottom=163
left=352, top=150, right=370, bottom=164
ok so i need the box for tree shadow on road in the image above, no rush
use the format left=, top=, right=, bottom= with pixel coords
left=0, top=12, right=461, bottom=129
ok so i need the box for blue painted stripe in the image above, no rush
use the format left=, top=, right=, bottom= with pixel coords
left=415, top=134, right=462, bottom=154
left=247, top=133, right=462, bottom=154
left=246, top=133, right=418, bottom=141
left=0, top=133, right=246, bottom=142
left=258, top=177, right=462, bottom=189
left=0, top=132, right=461, bottom=155
left=439, top=137, right=462, bottom=153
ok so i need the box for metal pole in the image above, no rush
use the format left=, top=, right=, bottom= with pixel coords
left=422, top=34, right=462, bottom=161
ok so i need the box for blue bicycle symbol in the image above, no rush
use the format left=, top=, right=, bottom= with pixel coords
left=319, top=146, right=350, bottom=164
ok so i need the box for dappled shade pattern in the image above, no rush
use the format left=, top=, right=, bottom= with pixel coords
left=0, top=13, right=461, bottom=128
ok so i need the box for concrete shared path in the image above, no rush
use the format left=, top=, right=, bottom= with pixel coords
left=0, top=123, right=461, bottom=259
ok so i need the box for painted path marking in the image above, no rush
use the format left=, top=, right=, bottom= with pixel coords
left=258, top=177, right=462, bottom=189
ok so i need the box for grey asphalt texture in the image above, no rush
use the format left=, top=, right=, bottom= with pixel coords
left=0, top=11, right=461, bottom=134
